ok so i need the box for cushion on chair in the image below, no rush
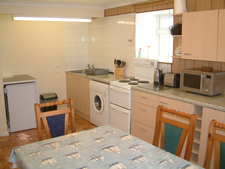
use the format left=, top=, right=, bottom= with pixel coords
left=221, top=142, right=225, bottom=169
left=164, top=123, right=183, bottom=155
left=47, top=114, right=65, bottom=138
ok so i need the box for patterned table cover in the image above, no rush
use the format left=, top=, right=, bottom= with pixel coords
left=8, top=125, right=203, bottom=169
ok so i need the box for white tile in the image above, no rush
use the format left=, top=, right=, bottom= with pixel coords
left=64, top=43, right=71, bottom=50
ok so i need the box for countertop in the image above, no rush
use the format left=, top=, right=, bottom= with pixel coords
left=66, top=71, right=126, bottom=84
left=132, top=85, right=225, bottom=112
left=3, top=74, right=38, bottom=85
left=66, top=71, right=225, bottom=112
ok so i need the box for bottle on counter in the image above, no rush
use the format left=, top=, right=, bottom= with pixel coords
left=138, top=48, right=142, bottom=58
left=147, top=45, right=151, bottom=58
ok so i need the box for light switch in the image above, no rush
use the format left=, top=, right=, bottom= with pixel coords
left=128, top=36, right=134, bottom=46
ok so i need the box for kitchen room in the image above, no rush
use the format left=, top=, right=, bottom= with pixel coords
left=0, top=0, right=225, bottom=168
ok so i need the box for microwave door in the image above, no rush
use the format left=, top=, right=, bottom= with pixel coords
left=181, top=72, right=205, bottom=94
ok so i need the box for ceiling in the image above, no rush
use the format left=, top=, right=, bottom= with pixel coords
left=0, top=0, right=146, bottom=9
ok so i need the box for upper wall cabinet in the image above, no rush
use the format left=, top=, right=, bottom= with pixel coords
left=182, top=10, right=218, bottom=61
left=217, top=9, right=225, bottom=62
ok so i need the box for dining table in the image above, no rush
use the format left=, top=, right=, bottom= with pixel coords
left=8, top=125, right=203, bottom=169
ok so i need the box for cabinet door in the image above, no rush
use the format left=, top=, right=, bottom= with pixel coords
left=198, top=107, right=225, bottom=168
left=66, top=73, right=90, bottom=117
left=217, top=9, right=225, bottom=62
left=132, top=120, right=155, bottom=144
left=66, top=73, right=76, bottom=105
left=182, top=10, right=218, bottom=61
left=77, top=76, right=90, bottom=116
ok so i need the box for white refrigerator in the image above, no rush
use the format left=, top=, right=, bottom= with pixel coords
left=4, top=75, right=39, bottom=132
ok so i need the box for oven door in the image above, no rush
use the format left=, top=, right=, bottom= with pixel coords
left=110, top=85, right=131, bottom=109
left=180, top=70, right=205, bottom=94
left=110, top=103, right=131, bottom=134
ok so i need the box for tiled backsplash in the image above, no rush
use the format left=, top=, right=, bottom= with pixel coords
left=64, top=14, right=136, bottom=77
left=64, top=22, right=89, bottom=70
left=158, top=63, right=172, bottom=74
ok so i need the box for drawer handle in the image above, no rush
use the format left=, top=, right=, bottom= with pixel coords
left=184, top=53, right=192, bottom=56
left=141, top=108, right=147, bottom=112
left=141, top=96, right=148, bottom=99
left=160, top=101, right=168, bottom=105
left=140, top=127, right=147, bottom=131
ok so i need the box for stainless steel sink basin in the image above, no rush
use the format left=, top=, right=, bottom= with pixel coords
left=69, top=70, right=86, bottom=74
left=85, top=68, right=109, bottom=75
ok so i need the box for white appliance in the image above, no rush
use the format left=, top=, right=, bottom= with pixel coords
left=3, top=75, right=39, bottom=132
left=89, top=80, right=109, bottom=126
left=110, top=58, right=158, bottom=133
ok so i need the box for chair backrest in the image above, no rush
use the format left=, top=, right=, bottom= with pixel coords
left=153, top=105, right=197, bottom=161
left=204, top=120, right=225, bottom=169
left=34, top=98, right=76, bottom=141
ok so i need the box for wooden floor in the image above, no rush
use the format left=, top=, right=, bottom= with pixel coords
left=0, top=114, right=96, bottom=169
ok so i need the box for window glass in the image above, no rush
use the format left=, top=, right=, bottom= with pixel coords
left=136, top=9, right=173, bottom=63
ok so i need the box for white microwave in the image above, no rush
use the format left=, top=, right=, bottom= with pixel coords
left=180, top=68, right=225, bottom=96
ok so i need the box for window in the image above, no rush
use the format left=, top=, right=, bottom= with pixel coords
left=136, top=9, right=173, bottom=63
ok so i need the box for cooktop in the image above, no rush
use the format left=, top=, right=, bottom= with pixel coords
left=137, top=83, right=171, bottom=91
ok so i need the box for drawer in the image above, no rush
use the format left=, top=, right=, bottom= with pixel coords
left=158, top=96, right=193, bottom=125
left=132, top=102, right=156, bottom=128
left=133, top=90, right=158, bottom=108
left=158, top=96, right=192, bottom=114
left=132, top=120, right=155, bottom=144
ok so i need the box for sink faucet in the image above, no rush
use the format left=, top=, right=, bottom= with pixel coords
left=87, top=64, right=91, bottom=69
left=92, top=64, right=94, bottom=70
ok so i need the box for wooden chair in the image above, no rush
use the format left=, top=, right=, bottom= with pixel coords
left=34, top=98, right=76, bottom=141
left=153, top=105, right=197, bottom=161
left=204, top=120, right=225, bottom=169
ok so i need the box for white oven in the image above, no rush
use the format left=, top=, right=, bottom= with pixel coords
left=110, top=58, right=158, bottom=134
left=110, top=84, right=132, bottom=133
left=110, top=85, right=131, bottom=109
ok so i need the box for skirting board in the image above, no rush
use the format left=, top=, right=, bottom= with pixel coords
left=1, top=131, right=9, bottom=137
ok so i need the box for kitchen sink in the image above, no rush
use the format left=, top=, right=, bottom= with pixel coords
left=69, top=68, right=109, bottom=75
left=69, top=70, right=86, bottom=74
left=85, top=68, right=109, bottom=75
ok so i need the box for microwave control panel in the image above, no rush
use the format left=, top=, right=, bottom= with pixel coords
left=204, top=75, right=212, bottom=93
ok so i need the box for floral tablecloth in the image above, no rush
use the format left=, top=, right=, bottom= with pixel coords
left=9, top=125, right=203, bottom=169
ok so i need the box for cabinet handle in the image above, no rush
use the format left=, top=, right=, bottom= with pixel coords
left=141, top=108, right=147, bottom=112
left=140, top=127, right=147, bottom=131
left=141, top=96, right=148, bottom=99
left=184, top=53, right=192, bottom=56
left=160, top=101, right=168, bottom=105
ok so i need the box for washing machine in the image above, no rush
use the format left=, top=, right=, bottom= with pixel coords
left=89, top=80, right=109, bottom=126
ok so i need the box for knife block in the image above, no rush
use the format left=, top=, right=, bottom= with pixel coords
left=115, top=67, right=124, bottom=77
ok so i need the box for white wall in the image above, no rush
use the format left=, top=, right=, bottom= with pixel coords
left=88, top=14, right=136, bottom=76
left=0, top=49, right=8, bottom=137
left=0, top=14, right=67, bottom=99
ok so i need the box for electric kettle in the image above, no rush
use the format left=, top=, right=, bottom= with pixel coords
left=154, top=68, right=163, bottom=85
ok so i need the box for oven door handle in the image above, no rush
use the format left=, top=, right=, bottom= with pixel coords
left=110, top=104, right=130, bottom=114
left=110, top=86, right=130, bottom=94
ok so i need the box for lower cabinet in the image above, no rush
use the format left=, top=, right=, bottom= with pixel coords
left=66, top=73, right=90, bottom=120
left=132, top=90, right=158, bottom=144
left=132, top=89, right=225, bottom=168
left=198, top=107, right=225, bottom=168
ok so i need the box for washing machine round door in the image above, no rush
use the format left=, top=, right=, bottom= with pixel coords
left=93, top=93, right=104, bottom=114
